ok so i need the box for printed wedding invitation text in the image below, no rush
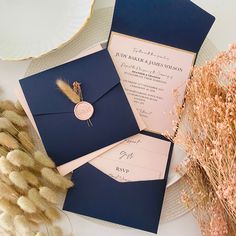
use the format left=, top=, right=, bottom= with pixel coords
left=108, top=32, right=196, bottom=136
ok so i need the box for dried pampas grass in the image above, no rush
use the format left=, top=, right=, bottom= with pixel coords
left=2, top=110, right=27, bottom=127
left=39, top=187, right=59, bottom=205
left=48, top=225, right=63, bottom=236
left=0, top=157, right=16, bottom=175
left=17, top=196, right=37, bottom=214
left=7, top=150, right=34, bottom=167
left=0, top=132, right=19, bottom=150
left=0, top=117, right=17, bottom=135
left=14, top=215, right=31, bottom=235
left=35, top=232, right=45, bottom=236
left=0, top=213, right=14, bottom=233
left=0, top=146, right=8, bottom=156
left=41, top=168, right=73, bottom=190
left=20, top=170, right=39, bottom=187
left=0, top=198, right=22, bottom=216
left=28, top=188, right=48, bottom=212
left=9, top=171, right=28, bottom=191
left=56, top=79, right=81, bottom=104
left=45, top=207, right=60, bottom=221
left=34, top=151, right=55, bottom=169
left=0, top=100, right=74, bottom=236
left=18, top=131, right=34, bottom=153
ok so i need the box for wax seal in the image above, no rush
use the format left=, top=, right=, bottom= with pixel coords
left=74, top=101, right=94, bottom=121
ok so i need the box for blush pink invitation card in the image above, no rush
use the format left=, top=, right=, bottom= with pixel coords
left=108, top=32, right=196, bottom=136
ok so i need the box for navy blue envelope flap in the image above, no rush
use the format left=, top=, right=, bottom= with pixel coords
left=20, top=50, right=121, bottom=115
left=64, top=133, right=173, bottom=233
left=20, top=50, right=140, bottom=166
left=109, top=0, right=215, bottom=53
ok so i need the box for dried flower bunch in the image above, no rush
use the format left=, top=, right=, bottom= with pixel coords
left=174, top=44, right=236, bottom=236
left=0, top=100, right=74, bottom=236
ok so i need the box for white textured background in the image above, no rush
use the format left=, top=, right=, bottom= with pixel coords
left=0, top=1, right=235, bottom=235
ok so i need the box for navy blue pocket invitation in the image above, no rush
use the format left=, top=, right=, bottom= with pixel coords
left=20, top=50, right=141, bottom=166
left=63, top=0, right=215, bottom=234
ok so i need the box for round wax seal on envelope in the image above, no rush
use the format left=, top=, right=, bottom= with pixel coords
left=74, top=101, right=94, bottom=120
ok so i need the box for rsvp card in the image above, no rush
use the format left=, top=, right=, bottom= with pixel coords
left=90, top=134, right=171, bottom=181
left=108, top=32, right=196, bottom=136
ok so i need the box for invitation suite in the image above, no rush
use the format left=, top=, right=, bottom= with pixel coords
left=19, top=49, right=144, bottom=167
left=64, top=0, right=215, bottom=233
left=108, top=32, right=195, bottom=135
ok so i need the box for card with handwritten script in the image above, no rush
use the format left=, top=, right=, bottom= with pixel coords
left=90, top=134, right=171, bottom=181
left=108, top=32, right=196, bottom=136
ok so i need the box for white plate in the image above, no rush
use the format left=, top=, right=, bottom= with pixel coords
left=0, top=0, right=94, bottom=60
left=167, top=144, right=186, bottom=187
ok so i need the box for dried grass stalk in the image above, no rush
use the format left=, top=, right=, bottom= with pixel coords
left=2, top=110, right=27, bottom=127
left=39, top=187, right=59, bottom=204
left=18, top=131, right=34, bottom=153
left=7, top=150, right=34, bottom=167
left=20, top=170, right=39, bottom=187
left=45, top=207, right=60, bottom=221
left=56, top=79, right=81, bottom=104
left=14, top=215, right=31, bottom=235
left=0, top=157, right=16, bottom=175
left=48, top=225, right=62, bottom=236
left=34, top=151, right=55, bottom=168
left=0, top=198, right=22, bottom=216
left=9, top=171, right=28, bottom=191
left=17, top=196, right=37, bottom=214
left=28, top=188, right=48, bottom=212
left=0, top=132, right=19, bottom=150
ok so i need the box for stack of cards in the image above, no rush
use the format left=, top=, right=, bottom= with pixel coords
left=17, top=0, right=215, bottom=234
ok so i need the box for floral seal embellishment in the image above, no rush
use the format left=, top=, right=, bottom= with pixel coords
left=74, top=101, right=94, bottom=121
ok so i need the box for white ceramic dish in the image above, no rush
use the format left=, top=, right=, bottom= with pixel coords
left=0, top=0, right=94, bottom=60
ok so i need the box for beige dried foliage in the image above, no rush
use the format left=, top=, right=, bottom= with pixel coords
left=39, top=187, right=59, bottom=204
left=34, top=151, right=55, bottom=169
left=0, top=173, right=13, bottom=186
left=9, top=171, right=28, bottom=191
left=60, top=175, right=74, bottom=189
left=41, top=168, right=63, bottom=188
left=0, top=156, right=16, bottom=175
left=45, top=207, right=60, bottom=221
left=14, top=101, right=26, bottom=115
left=0, top=213, right=14, bottom=233
left=48, top=225, right=62, bottom=236
left=41, top=168, right=73, bottom=189
left=28, top=188, right=48, bottom=212
left=56, top=79, right=81, bottom=104
left=2, top=110, right=27, bottom=127
left=17, top=196, right=37, bottom=214
left=0, top=101, right=16, bottom=113
left=7, top=150, right=34, bottom=167
left=0, top=146, right=8, bottom=156
left=174, top=44, right=236, bottom=235
left=0, top=117, right=17, bottom=135
left=18, top=131, right=34, bottom=153
left=0, top=98, right=74, bottom=235
left=14, top=215, right=31, bottom=235
left=0, top=132, right=19, bottom=150
left=0, top=181, right=19, bottom=203
left=21, top=170, right=39, bottom=187
left=0, top=198, right=22, bottom=216
left=35, top=232, right=45, bottom=236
